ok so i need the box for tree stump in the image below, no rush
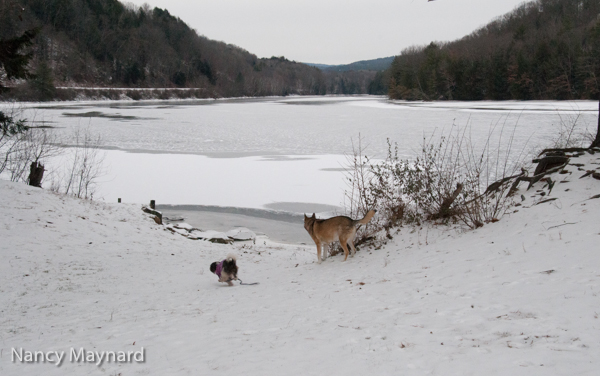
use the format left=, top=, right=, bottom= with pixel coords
left=28, top=162, right=45, bottom=188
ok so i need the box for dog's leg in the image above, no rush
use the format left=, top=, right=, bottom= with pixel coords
left=317, top=242, right=324, bottom=264
left=339, top=239, right=350, bottom=261
left=322, top=244, right=328, bottom=261
left=348, top=241, right=356, bottom=257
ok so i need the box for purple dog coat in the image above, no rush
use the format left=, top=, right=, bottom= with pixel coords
left=215, top=260, right=224, bottom=278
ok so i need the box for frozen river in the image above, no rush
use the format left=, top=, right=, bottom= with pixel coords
left=17, top=96, right=598, bottom=242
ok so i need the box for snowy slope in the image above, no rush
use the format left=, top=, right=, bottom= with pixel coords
left=1, top=153, right=599, bottom=375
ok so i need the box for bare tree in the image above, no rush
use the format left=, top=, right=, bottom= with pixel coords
left=0, top=106, right=27, bottom=176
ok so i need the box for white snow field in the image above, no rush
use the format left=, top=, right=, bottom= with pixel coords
left=1, top=153, right=600, bottom=375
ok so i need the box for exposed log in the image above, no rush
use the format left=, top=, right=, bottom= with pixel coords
left=142, top=206, right=162, bottom=224
left=533, top=156, right=570, bottom=175
left=537, top=147, right=593, bottom=157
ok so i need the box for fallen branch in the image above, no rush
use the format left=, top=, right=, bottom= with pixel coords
left=484, top=170, right=527, bottom=195
left=509, top=161, right=569, bottom=194
left=462, top=169, right=528, bottom=205
left=430, top=183, right=463, bottom=220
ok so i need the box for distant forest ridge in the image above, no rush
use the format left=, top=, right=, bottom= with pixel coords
left=386, top=0, right=600, bottom=100
left=306, top=57, right=395, bottom=72
left=2, top=0, right=598, bottom=101
left=0, top=0, right=376, bottom=100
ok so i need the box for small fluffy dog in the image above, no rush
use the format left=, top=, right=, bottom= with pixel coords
left=304, top=210, right=376, bottom=263
left=210, top=254, right=238, bottom=286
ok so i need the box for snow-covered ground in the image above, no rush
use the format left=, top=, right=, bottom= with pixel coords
left=1, top=151, right=599, bottom=375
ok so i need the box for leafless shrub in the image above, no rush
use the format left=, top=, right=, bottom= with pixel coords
left=50, top=127, right=105, bottom=199
left=0, top=105, right=27, bottom=176
left=6, top=127, right=62, bottom=183
left=344, top=118, right=531, bottom=237
left=456, top=118, right=531, bottom=228
left=551, top=109, right=593, bottom=148
left=341, top=135, right=380, bottom=251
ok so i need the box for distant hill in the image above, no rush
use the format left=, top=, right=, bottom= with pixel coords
left=306, top=57, right=395, bottom=72
left=304, top=63, right=334, bottom=70
left=386, top=0, right=600, bottom=100
left=0, top=0, right=376, bottom=100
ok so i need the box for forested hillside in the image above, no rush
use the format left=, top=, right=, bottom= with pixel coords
left=0, top=0, right=375, bottom=99
left=314, top=57, right=395, bottom=72
left=387, top=0, right=600, bottom=100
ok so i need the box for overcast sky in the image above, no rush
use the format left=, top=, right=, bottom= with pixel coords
left=124, top=0, right=529, bottom=65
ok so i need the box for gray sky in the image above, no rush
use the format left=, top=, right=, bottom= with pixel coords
left=124, top=0, right=529, bottom=65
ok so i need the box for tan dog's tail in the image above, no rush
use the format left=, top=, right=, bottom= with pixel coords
left=356, top=209, right=376, bottom=225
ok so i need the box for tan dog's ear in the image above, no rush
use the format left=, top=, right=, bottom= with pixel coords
left=304, top=213, right=307, bottom=219
left=312, top=213, right=316, bottom=219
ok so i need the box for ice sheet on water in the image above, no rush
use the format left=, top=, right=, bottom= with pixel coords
left=17, top=97, right=596, bottom=157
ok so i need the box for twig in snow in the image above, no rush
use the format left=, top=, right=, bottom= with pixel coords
left=546, top=222, right=578, bottom=230
left=570, top=194, right=600, bottom=206
left=535, top=198, right=558, bottom=205
left=579, top=170, right=596, bottom=179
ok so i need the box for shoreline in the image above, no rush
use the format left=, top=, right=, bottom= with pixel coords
left=157, top=203, right=342, bottom=245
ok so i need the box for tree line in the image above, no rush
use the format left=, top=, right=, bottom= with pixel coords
left=387, top=0, right=600, bottom=101
left=0, top=0, right=375, bottom=100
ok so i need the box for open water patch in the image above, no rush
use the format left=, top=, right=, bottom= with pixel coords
left=62, top=111, right=155, bottom=121
left=263, top=202, right=343, bottom=214
left=259, top=155, right=315, bottom=162
left=157, top=204, right=304, bottom=223
left=320, top=167, right=347, bottom=172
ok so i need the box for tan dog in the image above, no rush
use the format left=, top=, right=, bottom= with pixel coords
left=304, top=210, right=376, bottom=263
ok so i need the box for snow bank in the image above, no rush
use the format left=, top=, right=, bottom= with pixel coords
left=1, top=151, right=599, bottom=375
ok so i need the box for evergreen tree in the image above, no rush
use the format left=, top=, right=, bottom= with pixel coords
left=0, top=28, right=38, bottom=89
left=0, top=28, right=37, bottom=135
left=29, top=59, right=56, bottom=101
